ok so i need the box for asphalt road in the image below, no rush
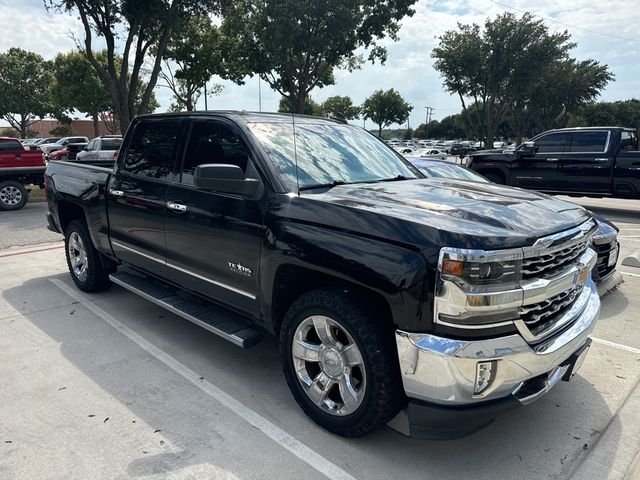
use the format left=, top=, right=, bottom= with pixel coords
left=0, top=202, right=61, bottom=249
left=0, top=194, right=639, bottom=480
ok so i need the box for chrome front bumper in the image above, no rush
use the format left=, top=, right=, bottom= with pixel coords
left=395, top=279, right=600, bottom=406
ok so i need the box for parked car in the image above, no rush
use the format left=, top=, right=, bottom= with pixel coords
left=48, top=142, right=88, bottom=161
left=75, top=135, right=122, bottom=162
left=467, top=127, right=640, bottom=199
left=407, top=157, right=620, bottom=283
left=39, top=136, right=89, bottom=157
left=0, top=136, right=46, bottom=210
left=46, top=112, right=600, bottom=439
left=32, top=137, right=61, bottom=147
left=412, top=148, right=447, bottom=160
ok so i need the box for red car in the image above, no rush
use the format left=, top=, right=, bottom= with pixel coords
left=0, top=137, right=46, bottom=210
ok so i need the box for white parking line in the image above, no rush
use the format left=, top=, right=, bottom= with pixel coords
left=621, top=271, right=640, bottom=278
left=50, top=279, right=357, bottom=480
left=592, top=337, right=640, bottom=355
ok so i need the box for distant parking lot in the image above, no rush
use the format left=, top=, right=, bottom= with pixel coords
left=1, top=198, right=640, bottom=479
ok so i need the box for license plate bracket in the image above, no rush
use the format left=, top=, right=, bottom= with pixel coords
left=562, top=339, right=592, bottom=382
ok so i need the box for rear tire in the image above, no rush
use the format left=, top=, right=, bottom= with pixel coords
left=279, top=287, right=405, bottom=437
left=64, top=219, right=112, bottom=292
left=0, top=181, right=28, bottom=211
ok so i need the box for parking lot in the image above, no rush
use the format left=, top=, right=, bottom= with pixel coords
left=1, top=200, right=639, bottom=480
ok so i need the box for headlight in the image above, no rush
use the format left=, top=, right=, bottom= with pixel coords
left=439, top=247, right=522, bottom=288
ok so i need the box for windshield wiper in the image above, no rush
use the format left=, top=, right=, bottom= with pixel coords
left=371, top=175, right=414, bottom=183
left=299, top=180, right=349, bottom=191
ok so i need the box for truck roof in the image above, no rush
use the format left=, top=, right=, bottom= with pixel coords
left=135, top=111, right=347, bottom=126
left=546, top=126, right=637, bottom=133
left=0, top=136, right=21, bottom=141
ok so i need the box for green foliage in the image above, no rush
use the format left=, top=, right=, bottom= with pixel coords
left=221, top=0, right=417, bottom=113
left=45, top=0, right=217, bottom=131
left=52, top=51, right=111, bottom=136
left=160, top=15, right=244, bottom=111
left=415, top=114, right=468, bottom=139
left=432, top=12, right=612, bottom=145
left=277, top=96, right=322, bottom=116
left=361, top=89, right=413, bottom=136
left=567, top=99, right=640, bottom=130
left=0, top=48, right=54, bottom=137
left=319, top=96, right=361, bottom=120
left=0, top=128, right=18, bottom=138
left=49, top=125, right=75, bottom=136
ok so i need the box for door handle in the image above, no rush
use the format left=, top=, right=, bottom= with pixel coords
left=593, top=158, right=609, bottom=162
left=546, top=158, right=559, bottom=162
left=166, top=201, right=187, bottom=213
left=109, top=189, right=124, bottom=197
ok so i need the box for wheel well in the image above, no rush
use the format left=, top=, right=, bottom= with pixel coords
left=57, top=201, right=86, bottom=233
left=271, top=264, right=394, bottom=334
left=479, top=169, right=506, bottom=183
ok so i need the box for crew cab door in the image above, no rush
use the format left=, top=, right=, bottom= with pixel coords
left=512, top=131, right=570, bottom=190
left=557, top=130, right=613, bottom=193
left=163, top=118, right=266, bottom=316
left=107, top=118, right=184, bottom=277
left=0, top=139, right=19, bottom=165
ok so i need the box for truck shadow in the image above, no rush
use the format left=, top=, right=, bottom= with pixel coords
left=3, top=273, right=621, bottom=480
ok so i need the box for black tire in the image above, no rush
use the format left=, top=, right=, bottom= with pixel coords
left=484, top=172, right=505, bottom=184
left=0, top=181, right=28, bottom=211
left=280, top=287, right=405, bottom=437
left=64, top=219, right=112, bottom=292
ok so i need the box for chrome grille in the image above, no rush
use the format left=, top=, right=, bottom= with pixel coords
left=522, top=241, right=589, bottom=280
left=520, top=284, right=584, bottom=337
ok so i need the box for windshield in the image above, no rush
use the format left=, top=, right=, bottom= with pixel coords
left=247, top=121, right=420, bottom=191
left=418, top=163, right=487, bottom=182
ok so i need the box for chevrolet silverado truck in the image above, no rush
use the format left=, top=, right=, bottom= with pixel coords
left=45, top=112, right=600, bottom=439
left=467, top=127, right=640, bottom=199
left=0, top=136, right=46, bottom=210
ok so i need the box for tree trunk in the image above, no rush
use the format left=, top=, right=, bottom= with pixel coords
left=92, top=112, right=100, bottom=137
left=296, top=89, right=307, bottom=114
left=378, top=124, right=382, bottom=137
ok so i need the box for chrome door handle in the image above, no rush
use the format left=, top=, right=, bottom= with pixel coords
left=167, top=201, right=187, bottom=213
left=546, top=158, right=559, bottom=162
left=109, top=189, right=124, bottom=197
left=593, top=158, right=609, bottom=162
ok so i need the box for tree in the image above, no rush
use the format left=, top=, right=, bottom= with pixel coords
left=159, top=15, right=245, bottom=111
left=432, top=12, right=612, bottom=147
left=361, top=89, right=412, bottom=137
left=52, top=51, right=111, bottom=137
left=278, top=96, right=322, bottom=116
left=319, top=96, right=361, bottom=120
left=46, top=0, right=217, bottom=131
left=0, top=48, right=53, bottom=138
left=221, top=0, right=417, bottom=113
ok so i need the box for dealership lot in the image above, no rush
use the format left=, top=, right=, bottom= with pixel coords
left=1, top=200, right=640, bottom=480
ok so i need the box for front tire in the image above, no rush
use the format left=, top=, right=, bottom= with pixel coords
left=64, top=220, right=112, bottom=292
left=280, top=287, right=405, bottom=437
left=0, top=181, right=28, bottom=211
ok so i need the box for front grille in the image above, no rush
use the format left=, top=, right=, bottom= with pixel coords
left=520, top=284, right=584, bottom=337
left=522, top=241, right=588, bottom=280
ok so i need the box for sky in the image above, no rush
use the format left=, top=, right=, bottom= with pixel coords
left=1, top=0, right=639, bottom=130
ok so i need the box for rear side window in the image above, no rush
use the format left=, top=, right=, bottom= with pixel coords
left=122, top=121, right=180, bottom=179
left=102, top=139, right=122, bottom=150
left=535, top=133, right=570, bottom=153
left=0, top=139, right=21, bottom=151
left=569, top=131, right=608, bottom=152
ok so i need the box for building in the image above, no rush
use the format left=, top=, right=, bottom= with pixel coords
left=26, top=118, right=120, bottom=138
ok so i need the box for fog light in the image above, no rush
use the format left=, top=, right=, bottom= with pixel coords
left=475, top=361, right=496, bottom=394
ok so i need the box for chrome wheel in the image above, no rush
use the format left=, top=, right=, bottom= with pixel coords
left=0, top=185, right=22, bottom=206
left=292, top=315, right=366, bottom=416
left=68, top=232, right=89, bottom=282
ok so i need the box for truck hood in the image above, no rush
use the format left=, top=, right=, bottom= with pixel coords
left=304, top=178, right=591, bottom=250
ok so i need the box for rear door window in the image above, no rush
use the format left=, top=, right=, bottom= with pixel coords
left=102, top=139, right=122, bottom=151
left=535, top=133, right=571, bottom=153
left=569, top=131, right=609, bottom=153
left=121, top=120, right=181, bottom=180
left=0, top=139, right=20, bottom=151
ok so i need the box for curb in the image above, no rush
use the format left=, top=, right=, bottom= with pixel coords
left=597, top=272, right=624, bottom=298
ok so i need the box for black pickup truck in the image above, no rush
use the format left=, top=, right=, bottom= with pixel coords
left=467, top=127, right=640, bottom=199
left=45, top=112, right=600, bottom=439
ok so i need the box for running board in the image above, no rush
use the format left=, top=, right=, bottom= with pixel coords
left=109, top=271, right=262, bottom=348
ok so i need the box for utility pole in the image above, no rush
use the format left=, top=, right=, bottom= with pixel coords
left=424, top=106, right=434, bottom=124
left=258, top=76, right=262, bottom=112
left=204, top=82, right=208, bottom=110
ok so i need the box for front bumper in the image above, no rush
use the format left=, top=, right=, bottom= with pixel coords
left=393, top=279, right=600, bottom=437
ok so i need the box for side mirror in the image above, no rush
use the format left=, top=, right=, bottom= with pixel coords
left=519, top=141, right=537, bottom=157
left=194, top=164, right=261, bottom=196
